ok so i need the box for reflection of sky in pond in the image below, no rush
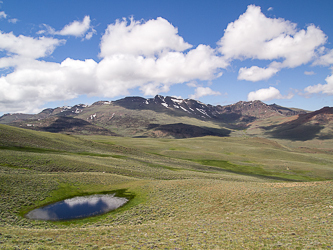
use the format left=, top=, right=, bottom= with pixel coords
left=26, top=194, right=128, bottom=221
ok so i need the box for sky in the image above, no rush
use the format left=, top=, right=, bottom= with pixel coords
left=0, top=0, right=333, bottom=115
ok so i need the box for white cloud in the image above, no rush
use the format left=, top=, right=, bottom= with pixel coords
left=2, top=7, right=331, bottom=114
left=247, top=86, right=293, bottom=101
left=172, top=95, right=182, bottom=99
left=267, top=7, right=273, bottom=11
left=0, top=11, right=6, bottom=19
left=97, top=17, right=227, bottom=97
left=56, top=15, right=91, bottom=37
left=189, top=87, right=221, bottom=99
left=84, top=28, right=96, bottom=40
left=238, top=66, right=279, bottom=81
left=218, top=5, right=327, bottom=80
left=99, top=17, right=192, bottom=57
left=313, top=49, right=333, bottom=66
left=0, top=31, right=65, bottom=59
left=96, top=44, right=226, bottom=96
left=304, top=71, right=315, bottom=75
left=0, top=17, right=228, bottom=113
left=187, top=81, right=198, bottom=87
left=0, top=10, right=19, bottom=23
left=0, top=58, right=99, bottom=113
left=38, top=16, right=93, bottom=39
left=304, top=73, right=333, bottom=95
left=8, top=18, right=18, bottom=24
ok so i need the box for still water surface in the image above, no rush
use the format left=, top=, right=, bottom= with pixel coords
left=25, top=194, right=128, bottom=221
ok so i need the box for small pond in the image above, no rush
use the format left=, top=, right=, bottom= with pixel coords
left=25, top=194, right=128, bottom=221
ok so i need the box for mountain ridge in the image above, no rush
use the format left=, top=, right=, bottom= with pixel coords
left=0, top=95, right=307, bottom=121
left=1, top=95, right=331, bottom=140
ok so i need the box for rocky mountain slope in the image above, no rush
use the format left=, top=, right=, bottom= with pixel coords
left=1, top=95, right=331, bottom=140
left=263, top=106, right=333, bottom=141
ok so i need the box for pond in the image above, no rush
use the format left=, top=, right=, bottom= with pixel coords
left=25, top=193, right=128, bottom=221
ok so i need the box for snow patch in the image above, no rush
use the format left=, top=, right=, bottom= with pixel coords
left=180, top=106, right=190, bottom=113
left=60, top=106, right=72, bottom=112
left=171, top=98, right=183, bottom=104
left=196, top=100, right=206, bottom=105
left=161, top=103, right=168, bottom=108
left=90, top=113, right=97, bottom=120
left=196, top=108, right=211, bottom=117
left=157, top=95, right=165, bottom=101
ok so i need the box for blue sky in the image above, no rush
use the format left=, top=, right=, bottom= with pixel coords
left=0, top=0, right=333, bottom=115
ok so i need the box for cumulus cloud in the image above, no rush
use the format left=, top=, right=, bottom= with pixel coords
left=247, top=86, right=293, bottom=101
left=187, top=81, right=198, bottom=88
left=0, top=17, right=227, bottom=113
left=218, top=5, right=327, bottom=81
left=2, top=6, right=332, bottom=113
left=313, top=49, right=333, bottom=66
left=97, top=45, right=226, bottom=96
left=304, top=73, right=333, bottom=95
left=97, top=17, right=227, bottom=96
left=0, top=58, right=98, bottom=113
left=0, top=31, right=65, bottom=59
left=38, top=16, right=94, bottom=39
left=57, top=16, right=91, bottom=37
left=0, top=11, right=6, bottom=19
left=189, top=87, right=221, bottom=99
left=99, top=17, right=192, bottom=57
left=238, top=66, right=279, bottom=81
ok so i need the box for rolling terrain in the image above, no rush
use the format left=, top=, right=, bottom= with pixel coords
left=1, top=118, right=333, bottom=248
left=1, top=97, right=333, bottom=248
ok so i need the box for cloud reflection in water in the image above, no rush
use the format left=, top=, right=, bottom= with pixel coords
left=26, top=194, right=128, bottom=221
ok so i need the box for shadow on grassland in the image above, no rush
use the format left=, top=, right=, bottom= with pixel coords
left=145, top=123, right=231, bottom=139
left=262, top=123, right=324, bottom=141
left=193, top=159, right=324, bottom=182
left=42, top=117, right=114, bottom=135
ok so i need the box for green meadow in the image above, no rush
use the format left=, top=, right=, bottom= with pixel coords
left=1, top=124, right=333, bottom=249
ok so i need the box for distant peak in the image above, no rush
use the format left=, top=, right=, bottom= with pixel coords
left=315, top=106, right=333, bottom=114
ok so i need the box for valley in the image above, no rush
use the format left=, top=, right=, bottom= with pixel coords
left=0, top=96, right=333, bottom=249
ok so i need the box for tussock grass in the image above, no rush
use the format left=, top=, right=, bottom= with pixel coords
left=1, top=125, right=333, bottom=248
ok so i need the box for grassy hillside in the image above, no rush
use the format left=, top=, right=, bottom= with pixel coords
left=1, top=124, right=333, bottom=249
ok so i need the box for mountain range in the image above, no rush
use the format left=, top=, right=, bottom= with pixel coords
left=1, top=95, right=332, bottom=141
